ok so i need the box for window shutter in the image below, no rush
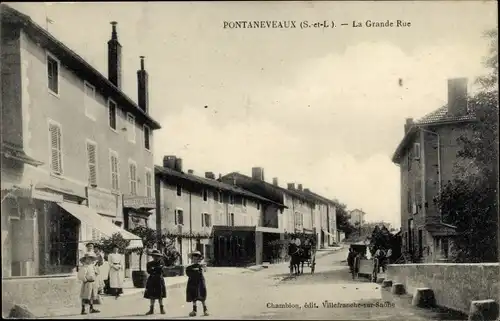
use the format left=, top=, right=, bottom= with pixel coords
left=175, top=210, right=178, bottom=225
left=179, top=211, right=183, bottom=225
left=109, top=101, right=117, bottom=129
left=87, top=142, right=97, bottom=185
left=49, top=124, right=62, bottom=174
left=111, top=154, right=119, bottom=191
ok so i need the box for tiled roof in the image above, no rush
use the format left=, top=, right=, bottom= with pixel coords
left=154, top=166, right=284, bottom=207
left=302, top=189, right=336, bottom=206
left=415, top=106, right=475, bottom=125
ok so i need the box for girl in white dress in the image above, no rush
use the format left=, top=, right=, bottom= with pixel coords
left=108, top=245, right=124, bottom=299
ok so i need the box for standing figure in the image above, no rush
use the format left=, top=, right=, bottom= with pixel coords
left=186, top=251, right=208, bottom=317
left=144, top=249, right=167, bottom=315
left=108, top=245, right=124, bottom=299
left=94, top=246, right=106, bottom=296
left=347, top=248, right=356, bottom=273
left=78, top=252, right=100, bottom=315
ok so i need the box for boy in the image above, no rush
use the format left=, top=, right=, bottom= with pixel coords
left=78, top=252, right=100, bottom=314
left=185, top=251, right=209, bottom=317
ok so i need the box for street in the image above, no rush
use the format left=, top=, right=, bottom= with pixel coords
left=51, top=249, right=466, bottom=320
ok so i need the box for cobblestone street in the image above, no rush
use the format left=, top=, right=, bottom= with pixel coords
left=46, top=249, right=467, bottom=320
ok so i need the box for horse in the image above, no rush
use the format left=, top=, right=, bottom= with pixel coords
left=288, top=243, right=303, bottom=275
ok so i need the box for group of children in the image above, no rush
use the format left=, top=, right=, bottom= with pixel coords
left=79, top=248, right=209, bottom=317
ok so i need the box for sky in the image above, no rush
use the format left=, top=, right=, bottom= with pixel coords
left=9, top=1, right=497, bottom=228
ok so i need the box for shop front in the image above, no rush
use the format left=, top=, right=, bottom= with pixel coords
left=122, top=195, right=156, bottom=277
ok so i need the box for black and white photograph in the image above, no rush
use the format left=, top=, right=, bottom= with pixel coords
left=1, top=1, right=498, bottom=320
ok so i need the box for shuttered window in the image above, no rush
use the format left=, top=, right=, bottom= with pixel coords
left=175, top=209, right=184, bottom=225
left=110, top=151, right=120, bottom=191
left=49, top=122, right=63, bottom=174
left=84, top=82, right=96, bottom=120
left=47, top=55, right=59, bottom=94
left=86, top=141, right=98, bottom=186
left=144, top=125, right=151, bottom=150
left=145, top=169, right=152, bottom=197
left=127, top=113, right=136, bottom=143
left=129, top=161, right=137, bottom=195
left=108, top=100, right=117, bottom=130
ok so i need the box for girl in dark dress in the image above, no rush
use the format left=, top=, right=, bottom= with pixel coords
left=144, top=250, right=167, bottom=315
left=186, top=251, right=208, bottom=317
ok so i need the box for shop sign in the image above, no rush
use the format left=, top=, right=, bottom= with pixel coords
left=87, top=187, right=117, bottom=217
left=123, top=196, right=156, bottom=209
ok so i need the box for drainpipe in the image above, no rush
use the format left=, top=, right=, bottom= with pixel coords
left=189, top=191, right=193, bottom=253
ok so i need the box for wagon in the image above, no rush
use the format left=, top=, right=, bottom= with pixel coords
left=349, top=243, right=378, bottom=282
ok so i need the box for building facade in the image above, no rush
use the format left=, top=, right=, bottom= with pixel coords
left=392, top=78, right=476, bottom=263
left=349, top=209, right=366, bottom=226
left=1, top=5, right=160, bottom=283
left=155, top=157, right=284, bottom=266
left=303, top=188, right=338, bottom=247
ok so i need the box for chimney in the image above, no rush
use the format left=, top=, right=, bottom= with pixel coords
left=174, top=158, right=183, bottom=172
left=287, top=183, right=295, bottom=190
left=163, top=155, right=176, bottom=169
left=137, top=56, right=149, bottom=113
left=187, top=169, right=194, bottom=174
left=304, top=188, right=310, bottom=192
left=272, top=177, right=279, bottom=186
left=447, top=78, right=468, bottom=117
left=205, top=172, right=215, bottom=179
left=251, top=167, right=264, bottom=181
left=404, top=118, right=414, bottom=134
left=297, top=184, right=303, bottom=191
left=107, top=22, right=122, bottom=88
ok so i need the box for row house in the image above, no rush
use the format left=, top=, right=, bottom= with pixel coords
left=220, top=168, right=329, bottom=254
left=392, top=78, right=476, bottom=262
left=302, top=188, right=338, bottom=248
left=1, top=4, right=160, bottom=309
left=155, top=157, right=285, bottom=266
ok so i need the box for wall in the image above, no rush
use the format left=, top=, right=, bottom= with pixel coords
left=386, top=263, right=499, bottom=315
left=2, top=275, right=80, bottom=317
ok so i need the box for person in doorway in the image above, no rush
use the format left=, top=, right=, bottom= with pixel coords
left=144, top=249, right=167, bottom=315
left=108, top=245, right=124, bottom=299
left=186, top=251, right=208, bottom=317
left=78, top=252, right=100, bottom=315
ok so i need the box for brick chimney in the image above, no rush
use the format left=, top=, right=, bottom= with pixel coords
left=187, top=169, right=194, bottom=174
left=287, top=183, right=295, bottom=190
left=297, top=184, right=303, bottom=191
left=163, top=155, right=176, bottom=169
left=251, top=167, right=264, bottom=181
left=272, top=177, right=279, bottom=186
left=404, top=118, right=414, bottom=134
left=137, top=56, right=149, bottom=113
left=107, top=21, right=122, bottom=88
left=447, top=78, right=468, bottom=117
left=205, top=172, right=215, bottom=179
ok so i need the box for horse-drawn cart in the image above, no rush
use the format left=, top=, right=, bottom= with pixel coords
left=288, top=236, right=317, bottom=275
left=350, top=243, right=378, bottom=282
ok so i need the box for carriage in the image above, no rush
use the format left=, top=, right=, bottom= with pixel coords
left=349, top=242, right=379, bottom=282
left=288, top=234, right=317, bottom=275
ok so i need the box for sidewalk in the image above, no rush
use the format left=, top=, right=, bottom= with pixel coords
left=119, top=275, right=188, bottom=297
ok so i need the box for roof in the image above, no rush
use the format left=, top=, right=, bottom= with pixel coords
left=1, top=4, right=161, bottom=130
left=301, top=189, right=337, bottom=206
left=391, top=106, right=476, bottom=163
left=154, top=166, right=285, bottom=208
left=222, top=172, right=317, bottom=205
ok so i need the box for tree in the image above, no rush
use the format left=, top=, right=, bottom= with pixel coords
left=99, top=232, right=130, bottom=255
left=436, top=28, right=498, bottom=263
left=127, top=226, right=159, bottom=272
left=333, top=201, right=356, bottom=237
left=158, top=233, right=180, bottom=266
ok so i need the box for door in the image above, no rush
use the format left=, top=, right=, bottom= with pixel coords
left=418, top=229, right=423, bottom=258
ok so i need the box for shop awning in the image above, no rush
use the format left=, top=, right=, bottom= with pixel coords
left=58, top=202, right=143, bottom=250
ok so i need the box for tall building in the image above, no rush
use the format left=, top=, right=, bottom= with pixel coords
left=392, top=78, right=476, bottom=262
left=349, top=209, right=366, bottom=226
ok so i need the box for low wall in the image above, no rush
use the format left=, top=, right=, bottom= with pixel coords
left=2, top=274, right=80, bottom=317
left=386, top=263, right=499, bottom=314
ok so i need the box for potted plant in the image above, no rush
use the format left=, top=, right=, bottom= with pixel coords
left=158, top=233, right=182, bottom=276
left=98, top=232, right=130, bottom=255
left=127, top=226, right=158, bottom=288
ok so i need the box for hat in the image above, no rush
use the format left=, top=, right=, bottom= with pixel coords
left=149, top=249, right=164, bottom=257
left=80, top=252, right=97, bottom=263
left=85, top=242, right=95, bottom=248
left=189, top=251, right=202, bottom=258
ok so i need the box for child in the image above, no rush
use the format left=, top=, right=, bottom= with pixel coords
left=78, top=252, right=100, bottom=315
left=186, top=251, right=209, bottom=317
left=144, top=249, right=167, bottom=315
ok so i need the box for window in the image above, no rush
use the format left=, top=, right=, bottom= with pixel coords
left=418, top=229, right=423, bottom=257
left=145, top=168, right=152, bottom=197
left=175, top=209, right=184, bottom=225
left=84, top=82, right=96, bottom=120
left=127, top=113, right=136, bottom=143
left=242, top=198, right=247, bottom=207
left=110, top=150, right=120, bottom=191
left=230, top=213, right=234, bottom=226
left=108, top=99, right=117, bottom=130
left=214, top=191, right=222, bottom=203
left=203, top=189, right=208, bottom=202
left=176, top=185, right=182, bottom=196
left=229, top=195, right=234, bottom=205
left=257, top=202, right=260, bottom=210
left=407, top=189, right=412, bottom=213
left=407, top=152, right=412, bottom=170
left=201, top=213, right=211, bottom=227
left=49, top=121, right=63, bottom=175
left=129, top=160, right=137, bottom=195
left=414, top=143, right=421, bottom=160
left=86, top=140, right=98, bottom=186
left=144, top=125, right=151, bottom=150
left=47, top=54, right=59, bottom=95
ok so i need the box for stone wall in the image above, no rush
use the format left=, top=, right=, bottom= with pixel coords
left=2, top=274, right=80, bottom=317
left=386, top=263, right=499, bottom=314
